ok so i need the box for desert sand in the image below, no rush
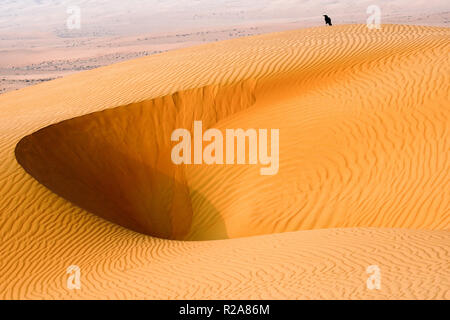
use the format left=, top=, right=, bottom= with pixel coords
left=0, top=24, right=449, bottom=299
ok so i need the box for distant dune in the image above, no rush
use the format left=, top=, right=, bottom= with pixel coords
left=1, top=24, right=449, bottom=299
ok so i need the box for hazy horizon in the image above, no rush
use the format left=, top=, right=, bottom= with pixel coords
left=0, top=0, right=448, bottom=38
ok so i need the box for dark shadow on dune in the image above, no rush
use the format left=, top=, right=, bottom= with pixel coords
left=15, top=126, right=227, bottom=240
left=14, top=79, right=259, bottom=240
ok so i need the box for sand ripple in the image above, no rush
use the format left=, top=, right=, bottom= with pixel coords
left=0, top=25, right=449, bottom=298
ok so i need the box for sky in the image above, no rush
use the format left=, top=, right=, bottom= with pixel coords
left=0, top=0, right=448, bottom=36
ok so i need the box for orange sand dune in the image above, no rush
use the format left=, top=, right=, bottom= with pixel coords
left=1, top=25, right=449, bottom=299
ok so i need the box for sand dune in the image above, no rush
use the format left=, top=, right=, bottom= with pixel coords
left=1, top=24, right=449, bottom=299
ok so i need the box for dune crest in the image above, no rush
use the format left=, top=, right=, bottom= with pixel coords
left=14, top=25, right=450, bottom=240
left=1, top=25, right=449, bottom=298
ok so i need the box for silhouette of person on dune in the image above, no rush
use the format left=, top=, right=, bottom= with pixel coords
left=323, top=15, right=332, bottom=26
